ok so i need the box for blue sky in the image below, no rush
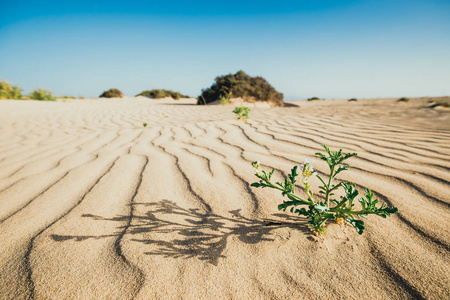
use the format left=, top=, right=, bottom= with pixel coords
left=0, top=0, right=449, bottom=99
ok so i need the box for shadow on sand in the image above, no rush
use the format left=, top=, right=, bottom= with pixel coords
left=51, top=200, right=309, bottom=265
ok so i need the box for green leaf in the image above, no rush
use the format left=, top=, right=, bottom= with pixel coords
left=346, top=218, right=365, bottom=234
left=323, top=213, right=336, bottom=220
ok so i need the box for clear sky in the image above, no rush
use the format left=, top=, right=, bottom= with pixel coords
left=0, top=0, right=449, bottom=99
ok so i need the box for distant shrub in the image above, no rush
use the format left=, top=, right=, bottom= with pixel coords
left=428, top=101, right=449, bottom=108
left=137, top=89, right=189, bottom=100
left=79, top=96, right=85, bottom=99
left=29, top=88, right=56, bottom=101
left=59, top=95, right=76, bottom=99
left=99, top=88, right=124, bottom=98
left=197, top=70, right=284, bottom=107
left=0, top=80, right=22, bottom=99
left=348, top=98, right=357, bottom=102
left=397, top=97, right=409, bottom=102
left=307, top=97, right=321, bottom=101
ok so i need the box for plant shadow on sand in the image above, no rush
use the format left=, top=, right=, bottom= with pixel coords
left=51, top=199, right=310, bottom=265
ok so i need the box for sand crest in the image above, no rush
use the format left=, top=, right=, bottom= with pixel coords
left=0, top=97, right=449, bottom=299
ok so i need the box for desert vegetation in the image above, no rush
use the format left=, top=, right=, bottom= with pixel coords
left=99, top=88, right=124, bottom=98
left=307, top=97, right=321, bottom=101
left=232, top=106, right=250, bottom=121
left=1, top=80, right=57, bottom=101
left=397, top=97, right=409, bottom=102
left=29, top=88, right=56, bottom=101
left=0, top=80, right=23, bottom=99
left=137, top=89, right=189, bottom=100
left=348, top=98, right=357, bottom=102
left=251, top=145, right=398, bottom=234
left=197, top=70, right=284, bottom=107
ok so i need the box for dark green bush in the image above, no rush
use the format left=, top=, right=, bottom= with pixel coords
left=136, top=89, right=189, bottom=100
left=197, top=70, right=284, bottom=107
left=307, top=97, right=321, bottom=101
left=29, top=88, right=56, bottom=101
left=397, top=97, right=409, bottom=102
left=0, top=80, right=22, bottom=99
left=99, top=88, right=124, bottom=98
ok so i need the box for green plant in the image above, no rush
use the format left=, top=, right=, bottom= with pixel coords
left=233, top=106, right=250, bottom=121
left=29, top=88, right=56, bottom=101
left=197, top=70, right=283, bottom=107
left=307, top=97, right=321, bottom=101
left=397, top=97, right=409, bottom=102
left=137, top=89, right=189, bottom=99
left=348, top=98, right=357, bottom=102
left=251, top=145, right=398, bottom=234
left=142, top=122, right=148, bottom=127
left=219, top=87, right=232, bottom=105
left=0, top=80, right=23, bottom=99
left=99, top=88, right=124, bottom=98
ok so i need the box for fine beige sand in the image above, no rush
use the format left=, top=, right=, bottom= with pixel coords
left=0, top=96, right=449, bottom=299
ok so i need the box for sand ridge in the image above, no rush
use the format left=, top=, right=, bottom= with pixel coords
left=0, top=97, right=449, bottom=299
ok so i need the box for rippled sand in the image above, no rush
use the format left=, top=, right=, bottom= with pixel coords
left=0, top=97, right=449, bottom=299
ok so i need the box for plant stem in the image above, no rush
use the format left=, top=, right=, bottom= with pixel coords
left=330, top=207, right=370, bottom=215
left=325, top=165, right=335, bottom=206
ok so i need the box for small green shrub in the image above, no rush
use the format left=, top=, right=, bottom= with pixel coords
left=233, top=106, right=250, bottom=121
left=29, top=88, right=56, bottom=101
left=142, top=122, right=148, bottom=127
left=59, top=95, right=76, bottom=99
left=197, top=70, right=283, bottom=107
left=397, top=97, right=409, bottom=102
left=220, top=96, right=230, bottom=105
left=251, top=145, right=398, bottom=234
left=219, top=86, right=232, bottom=105
left=307, top=97, right=321, bottom=101
left=0, top=80, right=23, bottom=99
left=348, top=98, right=357, bottom=102
left=137, top=89, right=189, bottom=100
left=99, top=88, right=124, bottom=98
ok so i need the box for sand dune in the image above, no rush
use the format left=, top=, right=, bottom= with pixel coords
left=0, top=97, right=449, bottom=299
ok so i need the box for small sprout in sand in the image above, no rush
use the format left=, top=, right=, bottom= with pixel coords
left=250, top=145, right=398, bottom=235
left=233, top=106, right=250, bottom=121
left=142, top=123, right=148, bottom=127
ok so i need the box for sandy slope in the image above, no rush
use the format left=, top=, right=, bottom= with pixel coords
left=0, top=97, right=449, bottom=299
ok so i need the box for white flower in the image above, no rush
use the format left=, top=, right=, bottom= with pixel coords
left=252, top=161, right=261, bottom=175
left=299, top=159, right=316, bottom=179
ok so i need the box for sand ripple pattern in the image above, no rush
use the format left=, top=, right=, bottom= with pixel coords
left=0, top=98, right=449, bottom=299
